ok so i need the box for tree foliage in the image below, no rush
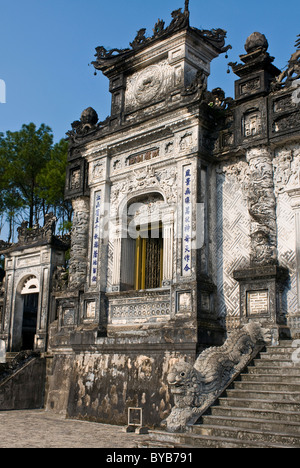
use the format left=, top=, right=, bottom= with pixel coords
left=0, top=123, right=72, bottom=241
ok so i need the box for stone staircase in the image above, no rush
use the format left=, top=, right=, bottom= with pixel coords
left=0, top=350, right=46, bottom=410
left=142, top=341, right=300, bottom=448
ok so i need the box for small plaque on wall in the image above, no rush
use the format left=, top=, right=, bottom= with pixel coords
left=247, top=290, right=269, bottom=316
left=85, top=301, right=96, bottom=320
left=177, top=292, right=192, bottom=312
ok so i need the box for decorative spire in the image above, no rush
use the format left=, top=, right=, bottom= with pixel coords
left=184, top=0, right=190, bottom=16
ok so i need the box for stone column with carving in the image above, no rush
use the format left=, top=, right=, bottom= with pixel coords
left=246, top=146, right=277, bottom=267
left=234, top=147, right=288, bottom=344
left=69, top=197, right=90, bottom=290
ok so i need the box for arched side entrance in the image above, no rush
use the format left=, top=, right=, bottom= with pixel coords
left=11, top=275, right=40, bottom=351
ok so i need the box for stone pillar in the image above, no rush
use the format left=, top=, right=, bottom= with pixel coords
left=112, top=232, right=121, bottom=292
left=234, top=146, right=288, bottom=344
left=287, top=187, right=300, bottom=336
left=69, top=197, right=90, bottom=290
left=163, top=223, right=173, bottom=284
left=246, top=146, right=277, bottom=267
left=162, top=211, right=174, bottom=286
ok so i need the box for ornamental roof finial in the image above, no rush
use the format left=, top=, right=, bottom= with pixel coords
left=184, top=0, right=190, bottom=15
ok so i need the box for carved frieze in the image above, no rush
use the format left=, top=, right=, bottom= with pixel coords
left=111, top=165, right=178, bottom=206
left=109, top=291, right=170, bottom=323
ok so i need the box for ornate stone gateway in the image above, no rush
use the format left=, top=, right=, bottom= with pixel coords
left=0, top=215, right=69, bottom=352
left=0, top=3, right=299, bottom=430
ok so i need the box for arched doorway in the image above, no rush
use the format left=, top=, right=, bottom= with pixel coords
left=21, top=276, right=39, bottom=350
left=12, top=276, right=40, bottom=351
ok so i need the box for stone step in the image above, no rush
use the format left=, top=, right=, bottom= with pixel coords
left=201, top=414, right=300, bottom=434
left=192, top=423, right=300, bottom=446
left=247, top=366, right=300, bottom=376
left=210, top=405, right=300, bottom=423
left=142, top=430, right=297, bottom=449
left=252, top=359, right=298, bottom=369
left=265, top=345, right=294, bottom=352
left=183, top=432, right=297, bottom=449
left=233, top=380, right=300, bottom=393
left=259, top=352, right=296, bottom=361
left=226, top=388, right=300, bottom=403
left=218, top=396, right=300, bottom=413
left=240, top=373, right=300, bottom=383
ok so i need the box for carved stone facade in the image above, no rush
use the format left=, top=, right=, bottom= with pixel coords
left=0, top=215, right=69, bottom=352
left=0, top=4, right=300, bottom=430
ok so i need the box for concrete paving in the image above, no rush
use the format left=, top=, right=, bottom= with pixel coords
left=0, top=410, right=144, bottom=448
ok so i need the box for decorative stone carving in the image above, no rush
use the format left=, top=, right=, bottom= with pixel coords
left=52, top=266, right=69, bottom=292
left=130, top=28, right=148, bottom=49
left=244, top=32, right=269, bottom=54
left=92, top=161, right=104, bottom=181
left=16, top=213, right=57, bottom=245
left=125, top=61, right=174, bottom=110
left=246, top=148, right=277, bottom=266
left=70, top=168, right=81, bottom=190
left=67, top=107, right=99, bottom=141
left=243, top=110, right=262, bottom=138
left=153, top=18, right=165, bottom=38
left=111, top=165, right=178, bottom=206
left=164, top=322, right=269, bottom=432
left=272, top=35, right=300, bottom=89
left=273, top=146, right=300, bottom=194
left=69, top=198, right=90, bottom=289
left=92, top=6, right=230, bottom=73
left=0, top=241, right=11, bottom=253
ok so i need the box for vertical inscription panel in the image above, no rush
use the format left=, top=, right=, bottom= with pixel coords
left=182, top=165, right=192, bottom=276
left=91, top=191, right=101, bottom=286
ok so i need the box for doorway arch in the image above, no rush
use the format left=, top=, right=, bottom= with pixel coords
left=12, top=275, right=40, bottom=351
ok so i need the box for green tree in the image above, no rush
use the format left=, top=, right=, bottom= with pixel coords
left=1, top=123, right=53, bottom=229
left=37, top=138, right=73, bottom=233
left=0, top=123, right=72, bottom=240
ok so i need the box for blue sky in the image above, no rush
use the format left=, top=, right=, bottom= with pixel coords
left=0, top=0, right=299, bottom=143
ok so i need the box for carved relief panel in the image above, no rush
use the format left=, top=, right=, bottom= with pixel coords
left=243, top=111, right=262, bottom=138
left=125, top=61, right=175, bottom=111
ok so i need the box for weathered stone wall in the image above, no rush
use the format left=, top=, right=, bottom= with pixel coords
left=47, top=350, right=193, bottom=428
left=0, top=357, right=46, bottom=410
left=215, top=159, right=251, bottom=329
left=45, top=353, right=75, bottom=415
